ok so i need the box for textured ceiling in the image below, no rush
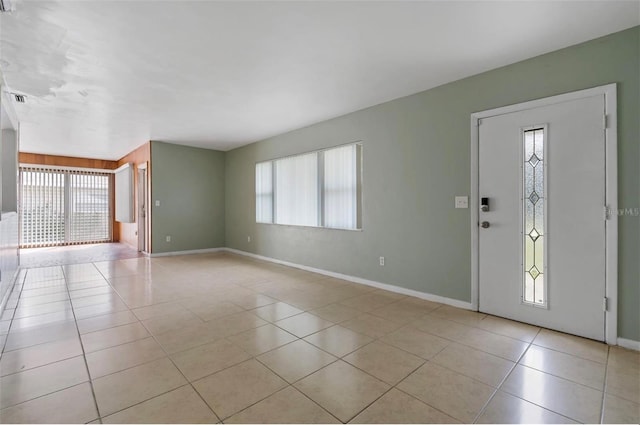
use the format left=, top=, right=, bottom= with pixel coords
left=1, top=0, right=638, bottom=159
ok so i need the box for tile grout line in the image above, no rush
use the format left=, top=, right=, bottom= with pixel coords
left=252, top=351, right=342, bottom=419
left=490, top=384, right=586, bottom=424
left=214, top=364, right=338, bottom=423
left=471, top=327, right=541, bottom=423
left=599, top=345, right=611, bottom=423
left=427, top=307, right=541, bottom=338
left=239, top=315, right=445, bottom=423
left=0, top=273, right=26, bottom=356
left=98, top=279, right=378, bottom=423
left=525, top=329, right=611, bottom=361
left=79, top=259, right=192, bottom=422
left=283, top=385, right=343, bottom=424
left=0, top=377, right=96, bottom=413
left=11, top=273, right=121, bottom=316
left=76, top=310, right=456, bottom=420
left=221, top=309, right=400, bottom=422
left=115, top=292, right=526, bottom=423
left=340, top=358, right=431, bottom=424
left=129, top=300, right=229, bottom=423
left=115, top=274, right=337, bottom=421
left=511, top=357, right=609, bottom=391
left=97, top=383, right=206, bottom=422
left=393, top=383, right=465, bottom=422
left=60, top=263, right=104, bottom=423
left=481, top=326, right=595, bottom=424
left=400, top=322, right=531, bottom=363
left=0, top=268, right=96, bottom=412
left=231, top=263, right=472, bottom=421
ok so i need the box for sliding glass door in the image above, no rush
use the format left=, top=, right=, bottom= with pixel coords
left=19, top=167, right=112, bottom=248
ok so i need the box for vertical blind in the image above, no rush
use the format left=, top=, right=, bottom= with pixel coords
left=275, top=152, right=319, bottom=227
left=256, top=143, right=361, bottom=230
left=20, top=167, right=112, bottom=248
left=255, top=161, right=273, bottom=223
left=324, top=144, right=357, bottom=229
left=20, top=169, right=65, bottom=247
left=115, top=163, right=135, bottom=223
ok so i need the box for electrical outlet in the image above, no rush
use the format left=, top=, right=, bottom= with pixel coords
left=155, top=200, right=160, bottom=207
left=247, top=236, right=251, bottom=242
left=379, top=256, right=385, bottom=266
left=166, top=236, right=171, bottom=242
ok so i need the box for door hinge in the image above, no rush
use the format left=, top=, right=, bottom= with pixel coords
left=477, top=118, right=482, bottom=126
left=603, top=297, right=608, bottom=312
left=604, top=205, right=611, bottom=221
left=603, top=114, right=609, bottom=130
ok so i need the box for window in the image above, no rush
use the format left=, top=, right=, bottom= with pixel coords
left=324, top=144, right=358, bottom=229
left=522, top=128, right=546, bottom=306
left=19, top=167, right=112, bottom=247
left=115, top=163, right=135, bottom=223
left=256, top=143, right=362, bottom=230
left=275, top=152, right=319, bottom=227
left=255, top=161, right=273, bottom=224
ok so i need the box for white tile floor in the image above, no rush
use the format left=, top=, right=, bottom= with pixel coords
left=19, top=243, right=142, bottom=268
left=0, top=252, right=638, bottom=423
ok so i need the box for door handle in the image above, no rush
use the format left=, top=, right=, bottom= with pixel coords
left=481, top=221, right=490, bottom=229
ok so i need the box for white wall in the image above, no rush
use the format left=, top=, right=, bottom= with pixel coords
left=0, top=90, right=20, bottom=312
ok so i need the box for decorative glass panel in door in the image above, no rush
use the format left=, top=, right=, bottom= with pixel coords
left=523, top=128, right=545, bottom=306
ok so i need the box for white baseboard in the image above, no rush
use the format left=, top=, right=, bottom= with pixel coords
left=617, top=338, right=640, bottom=351
left=223, top=247, right=473, bottom=310
left=150, top=247, right=225, bottom=258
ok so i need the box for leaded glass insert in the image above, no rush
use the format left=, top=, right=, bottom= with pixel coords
left=523, top=128, right=545, bottom=306
left=528, top=154, right=540, bottom=167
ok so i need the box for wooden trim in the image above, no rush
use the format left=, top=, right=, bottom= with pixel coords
left=19, top=153, right=119, bottom=170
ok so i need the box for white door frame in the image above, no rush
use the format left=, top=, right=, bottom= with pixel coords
left=137, top=162, right=148, bottom=253
left=470, top=83, right=618, bottom=345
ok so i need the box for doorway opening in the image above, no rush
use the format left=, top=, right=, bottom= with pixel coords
left=137, top=163, right=148, bottom=253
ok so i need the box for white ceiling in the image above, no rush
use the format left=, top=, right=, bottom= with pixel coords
left=1, top=1, right=638, bottom=160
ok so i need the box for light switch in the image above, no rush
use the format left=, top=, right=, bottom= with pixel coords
left=455, top=196, right=469, bottom=209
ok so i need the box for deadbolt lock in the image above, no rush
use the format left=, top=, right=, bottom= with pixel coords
left=481, top=197, right=490, bottom=212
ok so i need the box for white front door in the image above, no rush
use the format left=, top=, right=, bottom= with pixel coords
left=478, top=93, right=608, bottom=341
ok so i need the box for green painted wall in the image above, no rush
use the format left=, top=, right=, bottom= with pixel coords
left=224, top=27, right=640, bottom=340
left=151, top=141, right=225, bottom=253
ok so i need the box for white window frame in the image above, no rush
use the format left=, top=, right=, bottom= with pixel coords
left=256, top=142, right=363, bottom=231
